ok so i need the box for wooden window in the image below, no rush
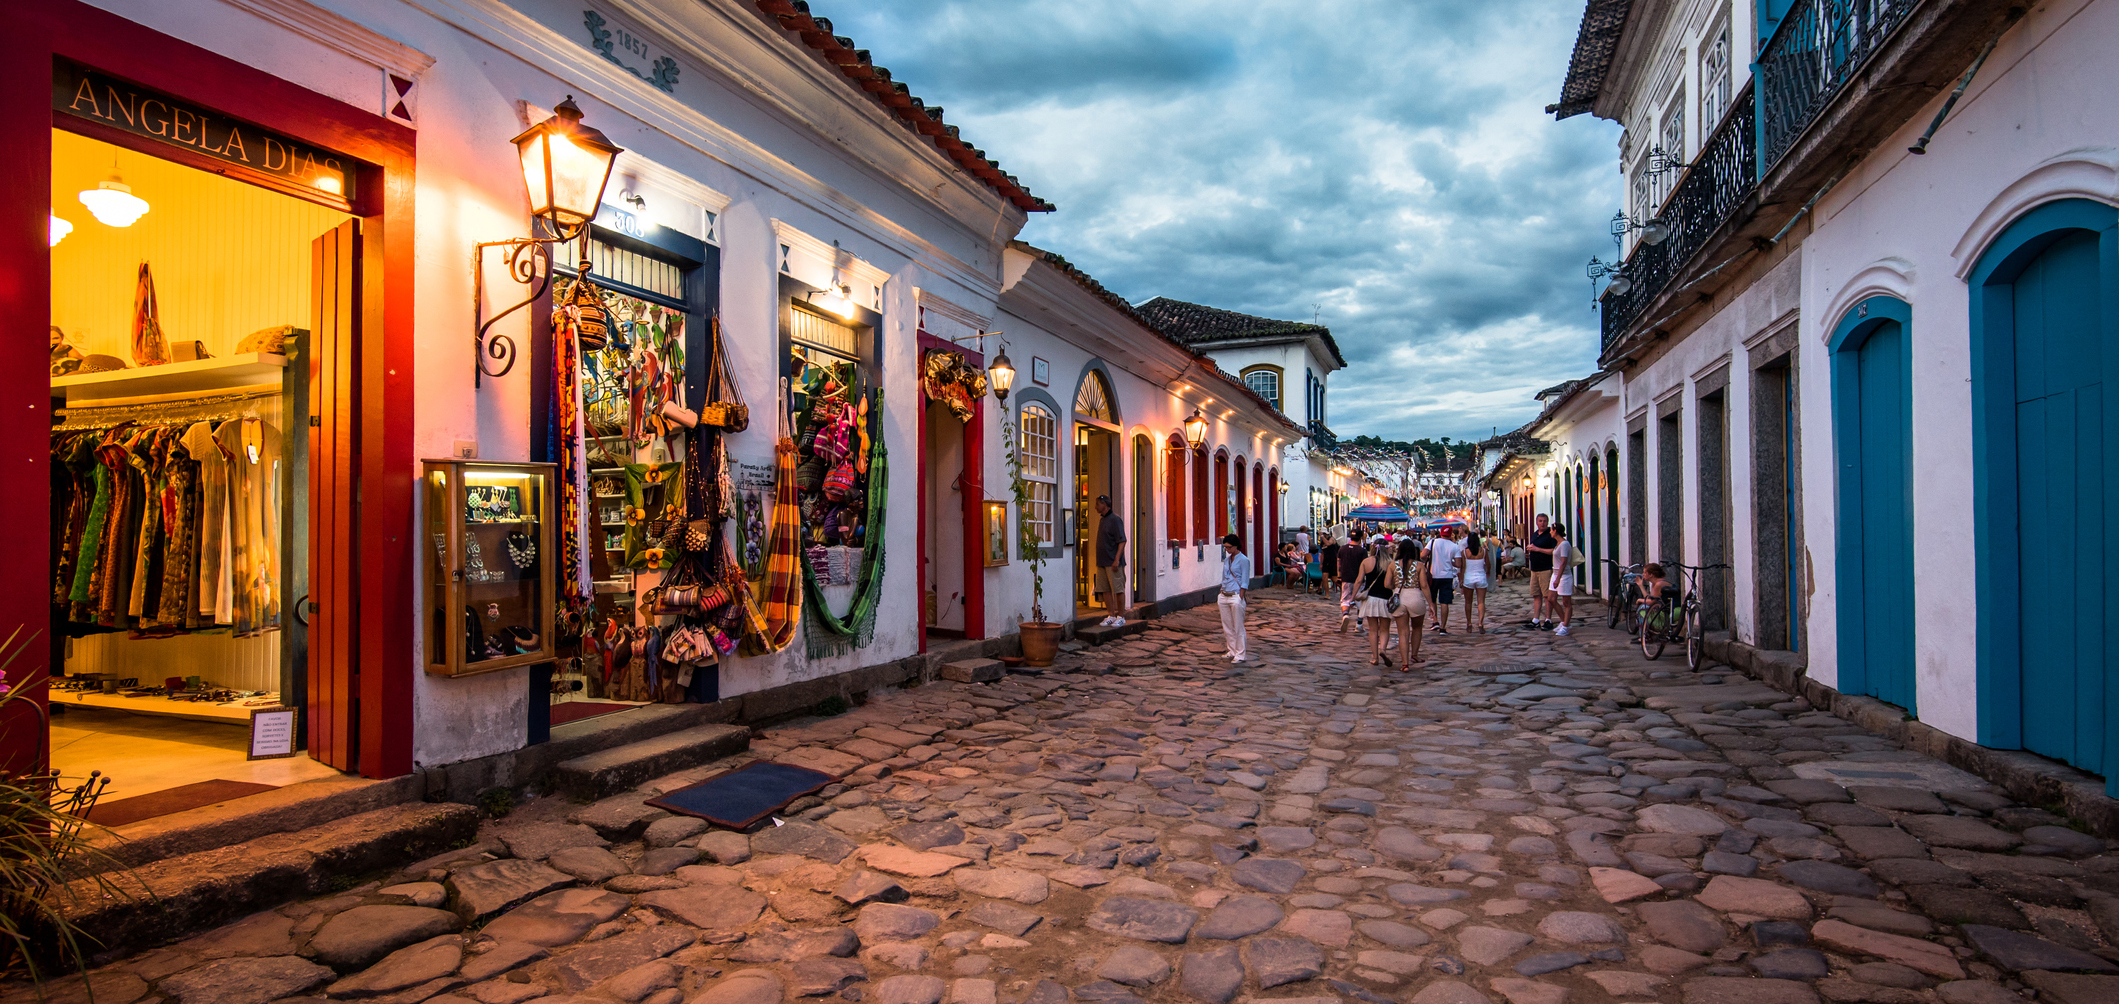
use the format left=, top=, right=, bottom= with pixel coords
left=1020, top=403, right=1057, bottom=546
left=1165, top=434, right=1188, bottom=542
left=1240, top=365, right=1283, bottom=412
left=1192, top=444, right=1209, bottom=545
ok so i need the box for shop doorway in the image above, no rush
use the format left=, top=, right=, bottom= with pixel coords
left=1131, top=434, right=1154, bottom=607
left=45, top=129, right=349, bottom=813
left=1074, top=425, right=1117, bottom=617
left=924, top=396, right=969, bottom=636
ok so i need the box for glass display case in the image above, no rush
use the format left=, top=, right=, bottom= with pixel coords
left=423, top=459, right=557, bottom=677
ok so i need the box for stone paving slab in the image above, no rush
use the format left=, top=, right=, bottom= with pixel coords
left=14, top=583, right=2119, bottom=1004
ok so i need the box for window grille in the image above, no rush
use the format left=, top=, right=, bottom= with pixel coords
left=790, top=303, right=858, bottom=359
left=1074, top=372, right=1114, bottom=422
left=588, top=239, right=683, bottom=301
left=1244, top=369, right=1282, bottom=411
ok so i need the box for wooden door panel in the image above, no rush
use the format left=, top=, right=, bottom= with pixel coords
left=309, top=220, right=359, bottom=771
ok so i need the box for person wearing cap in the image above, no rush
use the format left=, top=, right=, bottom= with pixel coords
left=1093, top=494, right=1127, bottom=623
left=1218, top=533, right=1252, bottom=662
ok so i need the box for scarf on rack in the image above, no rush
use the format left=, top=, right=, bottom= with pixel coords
left=801, top=389, right=887, bottom=658
left=552, top=305, right=595, bottom=638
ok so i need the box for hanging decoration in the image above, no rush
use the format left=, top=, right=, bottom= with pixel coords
left=131, top=262, right=169, bottom=367
left=801, top=389, right=886, bottom=657
left=921, top=349, right=986, bottom=423
left=550, top=304, right=595, bottom=641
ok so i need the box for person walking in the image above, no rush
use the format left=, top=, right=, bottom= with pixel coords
left=1337, top=534, right=1368, bottom=635
left=1456, top=530, right=1490, bottom=633
left=1217, top=533, right=1251, bottom=662
left=1550, top=522, right=1575, bottom=636
left=1526, top=513, right=1557, bottom=629
left=1424, top=525, right=1462, bottom=635
left=1321, top=534, right=1343, bottom=601
left=1093, top=494, right=1127, bottom=623
left=1391, top=537, right=1429, bottom=667
left=1356, top=537, right=1396, bottom=667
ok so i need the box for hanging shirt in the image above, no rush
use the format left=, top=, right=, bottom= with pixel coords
left=182, top=420, right=229, bottom=623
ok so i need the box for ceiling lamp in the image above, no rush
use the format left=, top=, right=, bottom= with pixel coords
left=78, top=177, right=149, bottom=228
left=48, top=214, right=73, bottom=247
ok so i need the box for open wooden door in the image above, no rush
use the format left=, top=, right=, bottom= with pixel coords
left=308, top=220, right=359, bottom=770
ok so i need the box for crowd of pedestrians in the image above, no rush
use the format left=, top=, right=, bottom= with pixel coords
left=1268, top=515, right=1587, bottom=666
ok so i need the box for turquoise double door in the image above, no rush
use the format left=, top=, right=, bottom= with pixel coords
left=1971, top=199, right=2119, bottom=794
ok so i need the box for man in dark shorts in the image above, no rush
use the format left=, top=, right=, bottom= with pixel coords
left=1527, top=513, right=1557, bottom=629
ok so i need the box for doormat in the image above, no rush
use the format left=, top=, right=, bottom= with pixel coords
left=85, top=779, right=278, bottom=828
left=645, top=760, right=838, bottom=830
left=550, top=701, right=636, bottom=727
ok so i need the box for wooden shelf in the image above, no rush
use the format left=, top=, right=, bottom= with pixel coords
left=53, top=352, right=290, bottom=406
left=49, top=688, right=271, bottom=724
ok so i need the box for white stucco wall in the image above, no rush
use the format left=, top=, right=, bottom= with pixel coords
left=86, top=0, right=1033, bottom=768
left=1796, top=0, right=2117, bottom=742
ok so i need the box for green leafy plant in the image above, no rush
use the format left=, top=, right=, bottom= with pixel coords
left=0, top=627, right=137, bottom=988
left=1001, top=418, right=1050, bottom=624
left=477, top=788, right=515, bottom=819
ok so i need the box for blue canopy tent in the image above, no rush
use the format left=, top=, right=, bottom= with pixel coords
left=1347, top=505, right=1412, bottom=524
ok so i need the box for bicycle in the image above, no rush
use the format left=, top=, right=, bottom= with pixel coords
left=1638, top=563, right=1731, bottom=666
left=1602, top=559, right=1643, bottom=635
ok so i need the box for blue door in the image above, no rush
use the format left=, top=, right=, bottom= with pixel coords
left=1855, top=318, right=1914, bottom=711
left=2012, top=229, right=2105, bottom=772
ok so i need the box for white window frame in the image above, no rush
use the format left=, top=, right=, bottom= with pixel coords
left=1700, top=25, right=1732, bottom=133
left=1019, top=403, right=1058, bottom=548
left=1243, top=368, right=1282, bottom=412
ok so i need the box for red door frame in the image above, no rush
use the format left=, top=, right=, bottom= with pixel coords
left=1268, top=466, right=1280, bottom=562
left=1212, top=450, right=1229, bottom=540
left=1252, top=464, right=1265, bottom=563
left=0, top=2, right=416, bottom=779
left=1233, top=456, right=1248, bottom=557
left=913, top=334, right=985, bottom=653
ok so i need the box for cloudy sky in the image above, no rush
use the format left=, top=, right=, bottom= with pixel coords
left=842, top=0, right=1623, bottom=443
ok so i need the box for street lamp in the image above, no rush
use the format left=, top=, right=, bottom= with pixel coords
left=512, top=96, right=622, bottom=240
left=988, top=345, right=1015, bottom=404
left=475, top=96, right=625, bottom=387
left=1184, top=408, right=1208, bottom=448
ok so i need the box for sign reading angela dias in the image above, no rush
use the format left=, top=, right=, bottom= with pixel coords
left=54, top=60, right=354, bottom=204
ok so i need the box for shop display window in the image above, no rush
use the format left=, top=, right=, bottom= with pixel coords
left=423, top=460, right=556, bottom=676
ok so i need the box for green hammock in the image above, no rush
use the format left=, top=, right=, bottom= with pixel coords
left=801, top=388, right=887, bottom=657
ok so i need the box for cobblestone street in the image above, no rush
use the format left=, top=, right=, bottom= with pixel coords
left=17, top=580, right=2119, bottom=1004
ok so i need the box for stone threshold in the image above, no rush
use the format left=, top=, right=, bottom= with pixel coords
left=1703, top=631, right=2119, bottom=839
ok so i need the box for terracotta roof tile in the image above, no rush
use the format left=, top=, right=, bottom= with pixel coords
left=1548, top=0, right=1636, bottom=120
left=747, top=1, right=1053, bottom=212
left=1132, top=297, right=1347, bottom=368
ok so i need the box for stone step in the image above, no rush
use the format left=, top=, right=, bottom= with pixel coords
left=81, top=773, right=421, bottom=877
left=1074, top=619, right=1149, bottom=646
left=60, top=801, right=479, bottom=953
left=548, top=723, right=751, bottom=801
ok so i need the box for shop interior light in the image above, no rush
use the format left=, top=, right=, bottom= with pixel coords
left=313, top=175, right=343, bottom=196
left=48, top=214, right=73, bottom=247
left=987, top=345, right=1015, bottom=403
left=512, top=95, right=621, bottom=240
left=78, top=177, right=149, bottom=228
left=1183, top=408, right=1208, bottom=447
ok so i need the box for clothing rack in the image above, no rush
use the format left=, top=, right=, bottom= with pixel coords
left=54, top=386, right=280, bottom=430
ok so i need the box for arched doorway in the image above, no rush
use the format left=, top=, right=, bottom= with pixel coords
left=1605, top=445, right=1621, bottom=595
left=1071, top=367, right=1120, bottom=618
left=1132, top=433, right=1155, bottom=607
left=1831, top=296, right=1914, bottom=713
left=1970, top=198, right=2119, bottom=789
left=1213, top=449, right=1230, bottom=539
left=1252, top=463, right=1266, bottom=564
left=1233, top=455, right=1249, bottom=560
left=1587, top=453, right=1602, bottom=596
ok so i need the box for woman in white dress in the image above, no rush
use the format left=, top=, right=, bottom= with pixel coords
left=1456, top=531, right=1491, bottom=634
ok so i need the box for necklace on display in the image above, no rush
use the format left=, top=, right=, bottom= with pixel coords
left=506, top=531, right=538, bottom=568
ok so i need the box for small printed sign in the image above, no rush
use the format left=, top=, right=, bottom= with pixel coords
left=249, top=706, right=298, bottom=760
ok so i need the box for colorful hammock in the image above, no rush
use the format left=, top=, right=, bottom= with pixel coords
left=800, top=390, right=886, bottom=657
left=747, top=437, right=805, bottom=654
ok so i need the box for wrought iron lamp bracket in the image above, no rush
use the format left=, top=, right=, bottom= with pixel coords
left=473, top=222, right=592, bottom=387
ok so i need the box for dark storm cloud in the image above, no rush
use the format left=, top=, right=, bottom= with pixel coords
left=842, top=0, right=1622, bottom=441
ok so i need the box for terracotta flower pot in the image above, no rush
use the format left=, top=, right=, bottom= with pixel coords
left=1018, top=621, right=1063, bottom=667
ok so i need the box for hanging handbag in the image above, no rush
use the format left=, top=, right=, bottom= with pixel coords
left=822, top=460, right=856, bottom=501
left=698, top=316, right=751, bottom=431
left=685, top=518, right=715, bottom=552
left=562, top=277, right=613, bottom=351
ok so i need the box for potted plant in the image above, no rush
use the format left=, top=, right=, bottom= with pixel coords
left=1004, top=420, right=1062, bottom=666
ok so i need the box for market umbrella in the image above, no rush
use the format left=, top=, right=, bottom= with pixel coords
left=1348, top=504, right=1411, bottom=523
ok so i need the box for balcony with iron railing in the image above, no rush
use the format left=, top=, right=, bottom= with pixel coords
left=1757, top=0, right=1923, bottom=173
left=1307, top=419, right=1338, bottom=451
left=1598, top=82, right=1756, bottom=349
left=1595, top=0, right=1930, bottom=354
